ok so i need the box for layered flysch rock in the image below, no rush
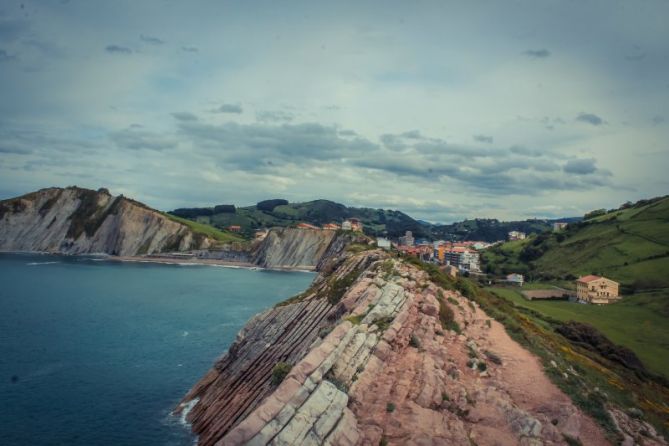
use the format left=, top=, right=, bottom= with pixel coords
left=0, top=187, right=212, bottom=256
left=252, top=227, right=338, bottom=270
left=177, top=249, right=630, bottom=445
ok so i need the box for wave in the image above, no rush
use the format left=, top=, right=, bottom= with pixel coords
left=177, top=398, right=200, bottom=427
left=26, top=261, right=60, bottom=266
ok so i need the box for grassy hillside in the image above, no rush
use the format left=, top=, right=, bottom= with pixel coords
left=170, top=199, right=565, bottom=242
left=162, top=213, right=246, bottom=244
left=482, top=195, right=669, bottom=291
left=487, top=287, right=669, bottom=379
left=173, top=199, right=430, bottom=239
left=405, top=257, right=669, bottom=441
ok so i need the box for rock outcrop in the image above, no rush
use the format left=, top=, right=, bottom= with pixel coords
left=177, top=250, right=628, bottom=445
left=252, top=227, right=339, bottom=270
left=0, top=187, right=213, bottom=256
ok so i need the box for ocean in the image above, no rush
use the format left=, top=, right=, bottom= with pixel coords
left=0, top=253, right=315, bottom=445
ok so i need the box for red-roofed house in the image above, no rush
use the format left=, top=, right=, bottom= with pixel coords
left=227, top=225, right=242, bottom=232
left=297, top=222, right=320, bottom=230
left=322, top=223, right=340, bottom=230
left=576, top=275, right=620, bottom=304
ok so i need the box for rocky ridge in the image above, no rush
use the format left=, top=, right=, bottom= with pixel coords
left=178, top=249, right=663, bottom=445
left=251, top=227, right=338, bottom=270
left=0, top=187, right=213, bottom=256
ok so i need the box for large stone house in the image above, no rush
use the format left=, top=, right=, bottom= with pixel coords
left=576, top=275, right=620, bottom=304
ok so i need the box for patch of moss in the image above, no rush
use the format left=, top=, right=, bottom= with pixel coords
left=327, top=267, right=363, bottom=305
left=271, top=362, right=292, bottom=386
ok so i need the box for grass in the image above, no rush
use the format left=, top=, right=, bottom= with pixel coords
left=400, top=255, right=669, bottom=440
left=163, top=213, right=245, bottom=244
left=487, top=287, right=669, bottom=379
left=481, top=196, right=669, bottom=290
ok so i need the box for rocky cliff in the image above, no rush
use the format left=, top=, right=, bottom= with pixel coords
left=252, top=228, right=339, bottom=270
left=178, top=249, right=666, bottom=445
left=0, top=187, right=213, bottom=256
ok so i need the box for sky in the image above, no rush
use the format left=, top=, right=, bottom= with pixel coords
left=0, top=0, right=668, bottom=223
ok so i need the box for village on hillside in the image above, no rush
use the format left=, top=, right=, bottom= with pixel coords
left=267, top=218, right=621, bottom=306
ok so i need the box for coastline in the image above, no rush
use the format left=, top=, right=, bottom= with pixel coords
left=0, top=250, right=316, bottom=273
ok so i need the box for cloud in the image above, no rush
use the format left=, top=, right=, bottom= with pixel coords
left=563, top=158, right=597, bottom=175
left=651, top=115, right=664, bottom=126
left=110, top=128, right=178, bottom=151
left=214, top=103, right=243, bottom=114
left=181, top=46, right=198, bottom=53
left=256, top=110, right=294, bottom=123
left=0, top=48, right=17, bottom=62
left=105, top=45, right=132, bottom=54
left=140, top=34, right=164, bottom=45
left=171, top=112, right=198, bottom=121
left=576, top=112, right=605, bottom=126
left=0, top=146, right=32, bottom=154
left=473, top=134, right=493, bottom=144
left=176, top=121, right=376, bottom=169
left=0, top=19, right=29, bottom=43
left=523, top=49, right=551, bottom=59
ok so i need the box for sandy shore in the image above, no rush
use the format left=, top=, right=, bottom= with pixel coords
left=109, top=255, right=316, bottom=272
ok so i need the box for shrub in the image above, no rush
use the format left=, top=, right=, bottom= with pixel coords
left=271, top=362, right=292, bottom=386
left=386, top=402, right=396, bottom=413
left=409, top=334, right=421, bottom=348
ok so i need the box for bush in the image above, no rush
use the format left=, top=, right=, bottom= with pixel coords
left=213, top=204, right=236, bottom=213
left=386, top=402, right=396, bottom=413
left=409, top=334, right=421, bottom=348
left=257, top=199, right=289, bottom=212
left=271, top=362, right=292, bottom=386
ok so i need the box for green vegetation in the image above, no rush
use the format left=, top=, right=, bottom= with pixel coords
left=409, top=334, right=421, bottom=348
left=482, top=195, right=669, bottom=291
left=163, top=212, right=245, bottom=244
left=487, top=286, right=669, bottom=378
left=271, top=362, right=292, bottom=386
left=326, top=268, right=363, bottom=305
left=386, top=402, right=396, bottom=413
left=401, top=256, right=669, bottom=440
left=169, top=198, right=428, bottom=238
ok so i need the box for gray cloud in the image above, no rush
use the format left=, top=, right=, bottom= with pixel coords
left=105, top=45, right=132, bottom=54
left=171, top=112, right=198, bottom=121
left=256, top=110, right=294, bottom=123
left=576, top=112, right=605, bottom=126
left=177, top=121, right=376, bottom=169
left=181, top=46, right=198, bottom=53
left=0, top=19, right=29, bottom=43
left=110, top=128, right=178, bottom=151
left=473, top=134, right=493, bottom=144
left=523, top=49, right=551, bottom=59
left=140, top=34, right=164, bottom=45
left=0, top=48, right=16, bottom=62
left=563, top=158, right=597, bottom=175
left=215, top=103, right=243, bottom=114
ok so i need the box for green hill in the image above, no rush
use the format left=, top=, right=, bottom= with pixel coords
left=169, top=199, right=568, bottom=242
left=482, top=195, right=669, bottom=292
left=171, top=199, right=432, bottom=239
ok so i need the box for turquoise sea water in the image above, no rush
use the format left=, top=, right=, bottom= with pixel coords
left=0, top=253, right=315, bottom=445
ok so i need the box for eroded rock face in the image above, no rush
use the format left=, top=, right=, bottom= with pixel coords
left=178, top=251, right=637, bottom=446
left=0, top=187, right=212, bottom=256
left=252, top=228, right=338, bottom=270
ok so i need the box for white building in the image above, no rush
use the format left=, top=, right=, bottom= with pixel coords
left=508, top=231, right=527, bottom=241
left=553, top=222, right=568, bottom=231
left=399, top=230, right=415, bottom=247
left=506, top=273, right=524, bottom=286
left=460, top=251, right=481, bottom=272
left=377, top=238, right=391, bottom=249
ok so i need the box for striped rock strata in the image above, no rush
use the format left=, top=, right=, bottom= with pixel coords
left=178, top=250, right=617, bottom=445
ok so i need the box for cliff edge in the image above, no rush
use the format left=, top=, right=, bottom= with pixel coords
left=0, top=187, right=213, bottom=256
left=177, top=249, right=666, bottom=445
